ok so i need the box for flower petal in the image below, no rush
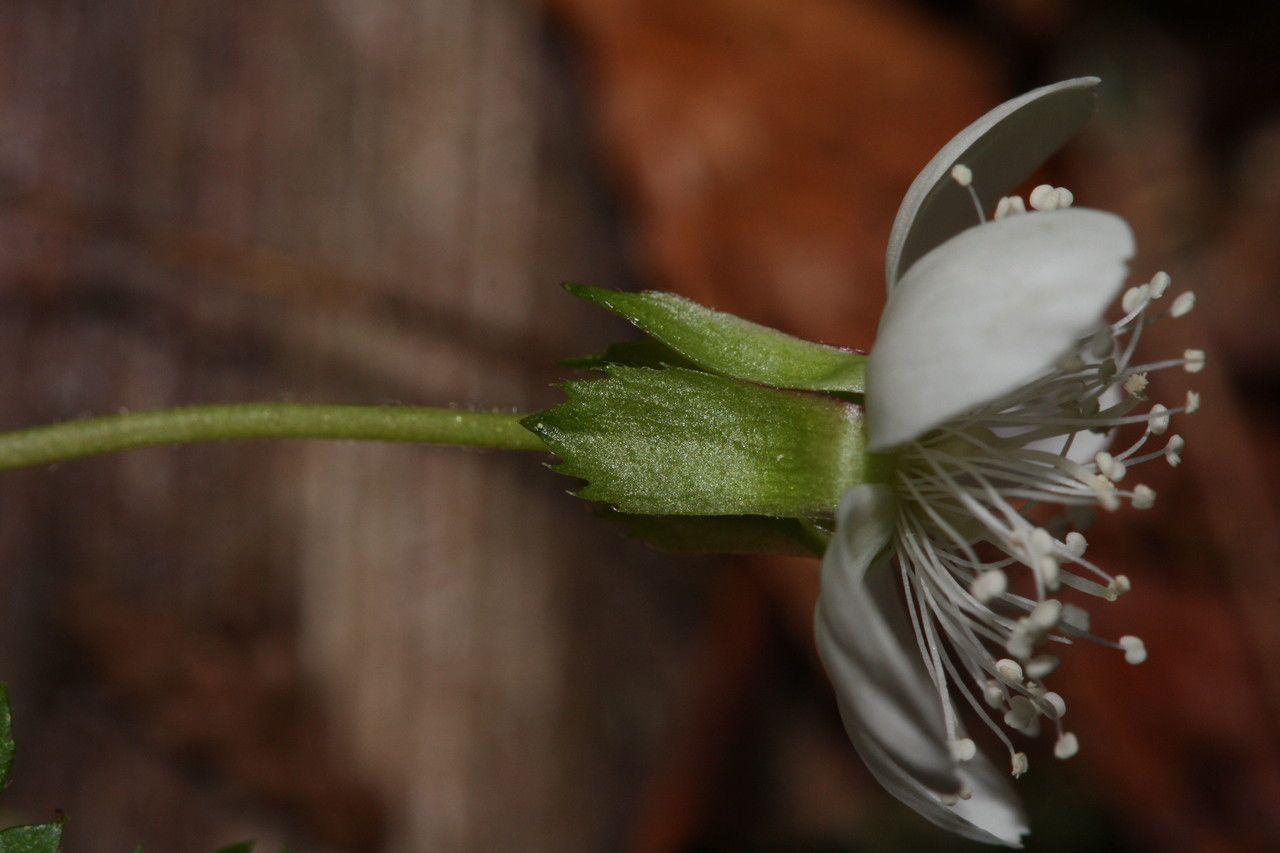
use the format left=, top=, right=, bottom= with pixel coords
left=815, top=486, right=958, bottom=799
left=817, top=486, right=1028, bottom=847
left=853, top=726, right=1028, bottom=847
left=885, top=78, right=1100, bottom=290
left=867, top=209, right=1134, bottom=450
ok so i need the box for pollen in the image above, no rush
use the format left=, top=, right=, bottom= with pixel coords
left=1124, top=372, right=1149, bottom=397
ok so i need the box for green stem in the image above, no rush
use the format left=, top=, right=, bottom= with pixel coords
left=0, top=403, right=547, bottom=471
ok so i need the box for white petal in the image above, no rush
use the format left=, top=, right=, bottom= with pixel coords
left=816, top=486, right=1028, bottom=846
left=854, top=727, right=1028, bottom=847
left=868, top=209, right=1133, bottom=450
left=816, top=486, right=957, bottom=794
left=886, top=78, right=1100, bottom=290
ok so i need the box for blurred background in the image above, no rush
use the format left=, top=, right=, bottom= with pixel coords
left=0, top=1, right=1278, bottom=850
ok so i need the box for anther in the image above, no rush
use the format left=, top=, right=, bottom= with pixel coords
left=1054, top=732, right=1080, bottom=760
left=995, top=658, right=1024, bottom=682
left=1038, top=556, right=1061, bottom=590
left=1184, top=349, right=1206, bottom=373
left=1148, top=403, right=1170, bottom=434
left=950, top=164, right=973, bottom=187
left=949, top=737, right=977, bottom=762
left=1110, top=574, right=1132, bottom=595
left=1124, top=372, right=1149, bottom=397
left=1149, top=271, right=1171, bottom=298
left=1029, top=527, right=1054, bottom=556
left=1095, top=452, right=1126, bottom=482
left=994, top=195, right=1026, bottom=219
left=1037, top=691, right=1067, bottom=720
left=1171, top=291, right=1196, bottom=317
left=1132, top=484, right=1156, bottom=509
left=1165, top=434, right=1184, bottom=467
left=1011, top=752, right=1029, bottom=778
left=1091, top=475, right=1120, bottom=511
left=1064, top=531, right=1088, bottom=558
left=984, top=679, right=1006, bottom=709
left=1004, top=696, right=1039, bottom=731
left=1029, top=184, right=1072, bottom=211
left=1122, top=284, right=1149, bottom=314
left=1119, top=635, right=1147, bottom=664
left=1026, top=655, right=1060, bottom=679
left=1185, top=390, right=1201, bottom=413
left=972, top=569, right=1008, bottom=603
left=1028, top=599, right=1063, bottom=631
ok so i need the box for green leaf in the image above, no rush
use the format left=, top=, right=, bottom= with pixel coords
left=597, top=509, right=828, bottom=555
left=524, top=366, right=870, bottom=516
left=0, top=818, right=65, bottom=853
left=565, top=283, right=867, bottom=393
left=0, top=685, right=13, bottom=792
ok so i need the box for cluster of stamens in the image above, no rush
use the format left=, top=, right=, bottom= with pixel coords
left=899, top=169, right=1203, bottom=787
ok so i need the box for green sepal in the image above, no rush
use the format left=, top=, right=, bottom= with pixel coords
left=523, top=366, right=868, bottom=517
left=0, top=685, right=13, bottom=791
left=562, top=339, right=698, bottom=372
left=564, top=283, right=867, bottom=393
left=597, top=509, right=828, bottom=555
left=0, top=817, right=66, bottom=853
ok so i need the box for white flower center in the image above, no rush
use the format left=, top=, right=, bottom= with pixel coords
left=894, top=183, right=1201, bottom=778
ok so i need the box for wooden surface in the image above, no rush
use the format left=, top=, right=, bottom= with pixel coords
left=0, top=3, right=706, bottom=850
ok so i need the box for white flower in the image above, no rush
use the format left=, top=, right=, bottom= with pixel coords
left=816, top=79, right=1202, bottom=846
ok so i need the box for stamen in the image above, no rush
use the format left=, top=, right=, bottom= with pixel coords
left=1147, top=403, right=1170, bottom=434
left=1170, top=291, right=1196, bottom=317
left=1028, top=599, right=1063, bottom=631
left=1094, top=452, right=1126, bottom=482
left=1028, top=184, right=1073, bottom=211
left=883, top=270, right=1196, bottom=780
left=1026, top=655, right=1060, bottom=679
left=1119, top=635, right=1148, bottom=664
left=949, top=737, right=977, bottom=762
left=951, top=163, right=986, bottom=222
left=1011, top=752, right=1029, bottom=778
left=1053, top=732, right=1080, bottom=759
left=1037, top=691, right=1067, bottom=720
left=994, top=195, right=1026, bottom=219
left=1123, top=373, right=1149, bottom=397
left=1121, top=285, right=1149, bottom=314
left=1090, top=475, right=1120, bottom=511
left=972, top=569, right=1008, bottom=602
left=1186, top=390, right=1201, bottom=413
left=995, top=658, right=1024, bottom=682
left=1148, top=271, right=1171, bottom=299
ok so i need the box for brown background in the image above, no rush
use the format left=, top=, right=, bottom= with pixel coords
left=0, top=1, right=1278, bottom=850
